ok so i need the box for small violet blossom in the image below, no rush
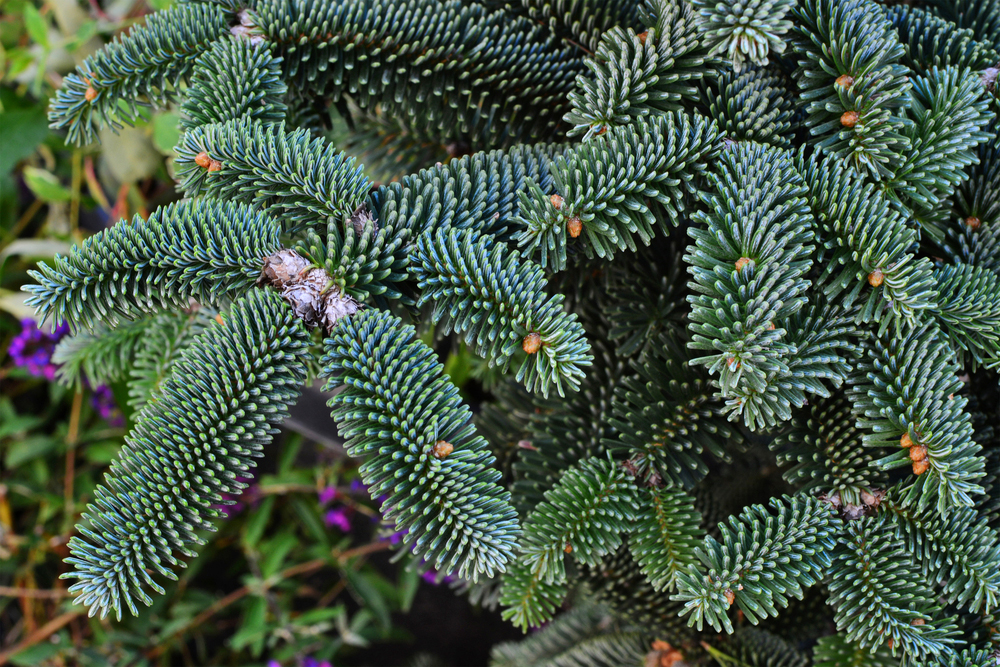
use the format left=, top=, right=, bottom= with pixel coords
left=90, top=384, right=125, bottom=427
left=323, top=506, right=351, bottom=532
left=7, top=318, right=68, bottom=381
left=421, top=569, right=456, bottom=585
left=317, top=485, right=338, bottom=505
left=302, top=657, right=332, bottom=667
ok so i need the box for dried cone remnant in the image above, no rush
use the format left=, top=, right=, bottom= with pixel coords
left=567, top=216, right=582, bottom=238
left=835, top=74, right=855, bottom=88
left=259, top=248, right=360, bottom=331
left=966, top=216, right=981, bottom=230
left=841, top=110, right=859, bottom=127
left=432, top=440, right=454, bottom=459
left=523, top=332, right=542, bottom=354
left=868, top=268, right=884, bottom=287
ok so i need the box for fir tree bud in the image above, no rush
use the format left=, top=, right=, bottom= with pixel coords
left=840, top=110, right=859, bottom=127
left=835, top=74, right=854, bottom=89
left=868, top=268, right=884, bottom=287
left=912, top=458, right=930, bottom=475
left=900, top=432, right=913, bottom=448
left=909, top=444, right=928, bottom=462
left=85, top=86, right=97, bottom=102
left=208, top=159, right=222, bottom=172
left=550, top=194, right=564, bottom=210
left=637, top=30, right=648, bottom=45
left=567, top=216, right=582, bottom=238
left=966, top=216, right=981, bottom=230
left=734, top=257, right=752, bottom=272
left=432, top=440, right=454, bottom=459
left=522, top=332, right=541, bottom=354
left=195, top=151, right=212, bottom=169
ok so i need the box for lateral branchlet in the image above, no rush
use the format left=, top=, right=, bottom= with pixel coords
left=260, top=249, right=360, bottom=331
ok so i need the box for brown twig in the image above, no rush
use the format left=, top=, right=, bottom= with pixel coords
left=0, top=611, right=83, bottom=666
left=0, top=586, right=71, bottom=598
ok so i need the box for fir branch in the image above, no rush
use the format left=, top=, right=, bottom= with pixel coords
left=723, top=627, right=810, bottom=667
left=321, top=308, right=520, bottom=580
left=690, top=0, right=795, bottom=72
left=685, top=142, right=814, bottom=426
left=609, top=334, right=739, bottom=488
left=888, top=66, right=995, bottom=217
left=180, top=38, right=287, bottom=130
left=60, top=288, right=310, bottom=620
left=255, top=0, right=587, bottom=147
left=945, top=133, right=1000, bottom=274
left=627, top=486, right=703, bottom=592
left=772, top=394, right=888, bottom=506
left=847, top=322, right=985, bottom=515
left=52, top=317, right=155, bottom=387
left=175, top=118, right=373, bottom=233
left=795, top=148, right=937, bottom=326
left=518, top=110, right=722, bottom=270
left=498, top=558, right=569, bottom=631
left=881, top=491, right=1000, bottom=615
left=371, top=143, right=566, bottom=246
left=25, top=200, right=279, bottom=331
left=481, top=0, right=641, bottom=52
left=489, top=603, right=613, bottom=667
left=512, top=340, right=624, bottom=513
left=790, top=0, right=912, bottom=180
left=887, top=5, right=1000, bottom=74
left=518, top=456, right=638, bottom=585
left=812, top=632, right=899, bottom=667
left=827, top=516, right=960, bottom=659
left=294, top=210, right=410, bottom=305
left=698, top=65, right=796, bottom=148
left=564, top=0, right=714, bottom=140
left=672, top=495, right=838, bottom=632
left=48, top=3, right=230, bottom=145
left=926, top=0, right=1000, bottom=51
left=931, top=262, right=1000, bottom=367
left=128, top=308, right=218, bottom=412
left=409, top=227, right=592, bottom=397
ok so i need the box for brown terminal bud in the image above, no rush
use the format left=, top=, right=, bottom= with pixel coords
left=724, top=589, right=736, bottom=606
left=868, top=268, right=884, bottom=287
left=214, top=313, right=225, bottom=326
left=966, top=216, right=981, bottom=230
left=735, top=257, right=752, bottom=272
left=900, top=432, right=913, bottom=448
left=432, top=440, right=454, bottom=459
left=85, top=86, right=97, bottom=102
left=637, top=30, right=649, bottom=44
left=911, top=618, right=926, bottom=626
left=523, top=332, right=542, bottom=354
left=912, top=458, right=930, bottom=476
left=909, top=444, right=928, bottom=462
left=564, top=543, right=573, bottom=553
left=208, top=159, right=222, bottom=172
left=195, top=151, right=212, bottom=169
left=567, top=216, right=582, bottom=238
left=835, top=74, right=855, bottom=88
left=550, top=194, right=564, bottom=210
left=841, top=110, right=860, bottom=127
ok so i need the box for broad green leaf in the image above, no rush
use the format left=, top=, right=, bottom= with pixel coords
left=22, top=4, right=49, bottom=51
left=22, top=166, right=72, bottom=202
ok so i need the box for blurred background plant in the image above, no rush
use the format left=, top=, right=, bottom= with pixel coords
left=0, top=2, right=516, bottom=665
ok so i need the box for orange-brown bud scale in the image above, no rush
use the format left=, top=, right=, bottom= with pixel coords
left=912, top=458, right=930, bottom=475
left=432, top=440, right=454, bottom=459
left=550, top=194, right=564, bottom=210
left=85, top=86, right=97, bottom=102
left=900, top=432, right=913, bottom=448
left=567, top=216, right=582, bottom=238
left=909, top=444, right=928, bottom=462
left=564, top=543, right=572, bottom=553
left=966, top=216, right=981, bottom=230
left=735, top=257, right=752, bottom=272
left=868, top=268, right=884, bottom=287
left=835, top=74, right=855, bottom=88
left=841, top=110, right=859, bottom=127
left=523, top=332, right=542, bottom=354
left=208, top=160, right=222, bottom=172
left=637, top=30, right=649, bottom=44
left=195, top=151, right=212, bottom=169
left=724, top=589, right=735, bottom=606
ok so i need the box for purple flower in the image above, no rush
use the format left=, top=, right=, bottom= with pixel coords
left=267, top=662, right=281, bottom=667
left=301, top=658, right=332, bottom=667
left=324, top=507, right=351, bottom=532
left=90, top=384, right=125, bottom=427
left=421, top=569, right=455, bottom=585
left=318, top=486, right=338, bottom=505
left=7, top=319, right=67, bottom=380
left=349, top=478, right=367, bottom=495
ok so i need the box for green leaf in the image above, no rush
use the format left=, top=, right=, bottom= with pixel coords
left=151, top=111, right=181, bottom=155
left=22, top=166, right=71, bottom=203
left=260, top=530, right=297, bottom=578
left=242, top=497, right=275, bottom=550
left=4, top=435, right=59, bottom=468
left=0, top=108, right=50, bottom=175
left=229, top=596, right=267, bottom=655
left=344, top=569, right=391, bottom=631
left=22, top=4, right=49, bottom=51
